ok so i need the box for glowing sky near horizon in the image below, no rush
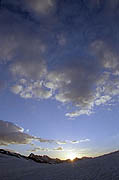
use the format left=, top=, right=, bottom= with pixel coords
left=0, top=0, right=119, bottom=159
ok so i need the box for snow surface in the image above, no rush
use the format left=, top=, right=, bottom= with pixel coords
left=0, top=152, right=119, bottom=180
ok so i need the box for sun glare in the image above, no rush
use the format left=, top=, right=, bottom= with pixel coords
left=67, top=152, right=76, bottom=161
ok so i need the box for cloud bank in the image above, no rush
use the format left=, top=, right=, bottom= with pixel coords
left=0, top=120, right=58, bottom=146
left=0, top=120, right=86, bottom=146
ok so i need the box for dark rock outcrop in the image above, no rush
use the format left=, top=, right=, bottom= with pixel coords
left=28, top=153, right=63, bottom=164
left=0, top=149, right=28, bottom=160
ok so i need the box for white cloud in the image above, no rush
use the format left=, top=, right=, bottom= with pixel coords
left=68, top=139, right=90, bottom=144
left=79, top=139, right=90, bottom=143
left=66, top=109, right=93, bottom=118
left=57, top=139, right=90, bottom=144
left=11, top=80, right=52, bottom=100
left=56, top=141, right=67, bottom=145
left=11, top=85, right=23, bottom=94
left=95, top=95, right=111, bottom=106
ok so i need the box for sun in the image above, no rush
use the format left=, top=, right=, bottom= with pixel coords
left=67, top=152, right=77, bottom=161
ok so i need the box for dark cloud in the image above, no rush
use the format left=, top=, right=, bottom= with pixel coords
left=0, top=120, right=61, bottom=145
left=23, top=0, right=55, bottom=15
left=0, top=120, right=32, bottom=145
left=28, top=147, right=49, bottom=152
left=1, top=0, right=119, bottom=117
left=0, top=120, right=81, bottom=145
left=53, top=147, right=64, bottom=151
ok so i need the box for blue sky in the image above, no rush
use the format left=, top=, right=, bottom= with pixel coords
left=0, top=0, right=119, bottom=159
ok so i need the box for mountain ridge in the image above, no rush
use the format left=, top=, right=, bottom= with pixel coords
left=0, top=148, right=92, bottom=164
left=0, top=148, right=119, bottom=164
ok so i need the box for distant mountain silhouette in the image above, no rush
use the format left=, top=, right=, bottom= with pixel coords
left=1, top=148, right=119, bottom=165
left=0, top=149, right=93, bottom=164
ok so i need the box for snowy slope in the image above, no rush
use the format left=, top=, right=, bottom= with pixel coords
left=0, top=151, right=119, bottom=180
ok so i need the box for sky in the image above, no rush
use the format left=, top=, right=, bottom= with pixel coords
left=0, top=0, right=119, bottom=160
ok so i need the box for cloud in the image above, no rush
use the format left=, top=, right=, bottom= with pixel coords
left=68, top=139, right=90, bottom=144
left=11, top=43, right=119, bottom=117
left=46, top=39, right=119, bottom=117
left=66, top=109, right=93, bottom=118
left=24, top=0, right=55, bottom=15
left=95, top=95, right=111, bottom=106
left=0, top=120, right=62, bottom=146
left=56, top=139, right=90, bottom=144
left=10, top=60, right=47, bottom=80
left=45, top=58, right=101, bottom=116
left=28, top=146, right=64, bottom=152
left=0, top=120, right=32, bottom=146
left=11, top=85, right=23, bottom=94
left=79, top=139, right=90, bottom=143
left=56, top=140, right=67, bottom=145
left=53, top=147, right=64, bottom=151
left=1, top=0, right=55, bottom=15
left=0, top=120, right=84, bottom=146
left=0, top=35, right=18, bottom=63
left=70, top=140, right=79, bottom=144
left=83, top=0, right=119, bottom=11
left=0, top=8, right=47, bottom=69
left=28, top=147, right=49, bottom=152
left=11, top=80, right=52, bottom=99
left=1, top=0, right=119, bottom=117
